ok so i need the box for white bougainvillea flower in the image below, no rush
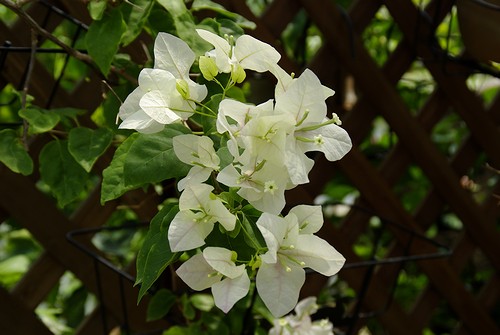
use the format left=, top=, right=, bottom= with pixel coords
left=196, top=29, right=281, bottom=78
left=270, top=69, right=352, bottom=184
left=176, top=247, right=250, bottom=313
left=173, top=134, right=220, bottom=191
left=216, top=98, right=275, bottom=159
left=217, top=158, right=290, bottom=214
left=116, top=86, right=164, bottom=133
left=255, top=208, right=345, bottom=317
left=153, top=32, right=208, bottom=103
left=168, top=184, right=236, bottom=252
left=269, top=63, right=335, bottom=101
left=238, top=113, right=295, bottom=165
left=118, top=32, right=207, bottom=132
left=274, top=69, right=332, bottom=125
left=269, top=296, right=334, bottom=335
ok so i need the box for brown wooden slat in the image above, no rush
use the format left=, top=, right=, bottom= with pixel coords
left=11, top=252, right=65, bottom=310
left=0, top=165, right=168, bottom=331
left=300, top=0, right=500, bottom=275
left=0, top=285, right=54, bottom=335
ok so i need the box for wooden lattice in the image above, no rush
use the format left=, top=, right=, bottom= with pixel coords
left=0, top=0, right=499, bottom=334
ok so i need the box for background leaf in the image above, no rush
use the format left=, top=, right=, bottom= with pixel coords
left=120, top=0, right=155, bottom=46
left=19, top=108, right=60, bottom=135
left=0, top=129, right=33, bottom=175
left=123, top=124, right=191, bottom=187
left=136, top=203, right=179, bottom=302
left=101, top=133, right=140, bottom=204
left=68, top=127, right=113, bottom=172
left=85, top=7, right=126, bottom=76
left=39, top=140, right=88, bottom=207
left=146, top=288, right=177, bottom=321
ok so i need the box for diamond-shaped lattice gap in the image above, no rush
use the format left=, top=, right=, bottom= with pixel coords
left=36, top=20, right=89, bottom=96
left=35, top=271, right=97, bottom=334
left=394, top=164, right=432, bottom=212
left=280, top=9, right=324, bottom=68
left=362, top=5, right=404, bottom=67
left=398, top=61, right=436, bottom=117
left=430, top=110, right=470, bottom=159
left=0, top=217, right=43, bottom=289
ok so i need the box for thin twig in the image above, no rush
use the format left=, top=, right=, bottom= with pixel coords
left=20, top=29, right=37, bottom=149
left=0, top=0, right=138, bottom=84
left=0, top=0, right=95, bottom=67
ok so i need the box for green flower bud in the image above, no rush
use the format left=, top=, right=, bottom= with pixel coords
left=199, top=56, right=218, bottom=81
left=176, top=79, right=190, bottom=99
left=231, top=64, right=246, bottom=84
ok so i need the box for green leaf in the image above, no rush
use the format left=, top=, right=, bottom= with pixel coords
left=156, top=0, right=211, bottom=55
left=156, top=0, right=189, bottom=17
left=120, top=0, right=155, bottom=46
left=191, top=0, right=256, bottom=30
left=0, top=129, right=33, bottom=175
left=39, top=140, right=88, bottom=207
left=19, top=108, right=60, bottom=134
left=85, top=8, right=126, bottom=76
left=88, top=0, right=107, bottom=20
left=136, top=203, right=179, bottom=302
left=101, top=133, right=140, bottom=204
left=68, top=127, right=113, bottom=172
left=123, top=124, right=191, bottom=188
left=147, top=289, right=177, bottom=321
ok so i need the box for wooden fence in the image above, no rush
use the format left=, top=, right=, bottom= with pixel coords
left=0, top=0, right=499, bottom=334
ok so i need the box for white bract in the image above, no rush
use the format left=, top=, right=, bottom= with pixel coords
left=117, top=32, right=207, bottom=132
left=197, top=29, right=281, bottom=82
left=176, top=247, right=250, bottom=313
left=173, top=134, right=220, bottom=191
left=118, top=28, right=352, bottom=321
left=168, top=184, right=235, bottom=252
left=274, top=69, right=352, bottom=184
left=256, top=206, right=345, bottom=317
left=269, top=297, right=334, bottom=335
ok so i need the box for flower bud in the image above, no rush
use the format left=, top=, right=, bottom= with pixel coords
left=199, top=56, right=218, bottom=81
left=176, top=79, right=190, bottom=99
left=231, top=64, right=246, bottom=84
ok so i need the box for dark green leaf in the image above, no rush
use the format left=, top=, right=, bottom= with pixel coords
left=120, top=0, right=155, bottom=46
left=101, top=133, right=140, bottom=204
left=85, top=8, right=126, bottom=76
left=68, top=127, right=113, bottom=172
left=39, top=140, right=88, bottom=207
left=19, top=108, right=60, bottom=134
left=123, top=124, right=191, bottom=188
left=147, top=289, right=177, bottom=321
left=136, top=203, right=179, bottom=302
left=0, top=129, right=33, bottom=175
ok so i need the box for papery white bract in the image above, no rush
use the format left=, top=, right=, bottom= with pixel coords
left=168, top=184, right=236, bottom=252
left=269, top=297, right=334, bottom=335
left=196, top=29, right=281, bottom=79
left=176, top=247, right=250, bottom=313
left=173, top=134, right=220, bottom=191
left=117, top=32, right=207, bottom=132
left=255, top=207, right=345, bottom=317
left=217, top=158, right=290, bottom=214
